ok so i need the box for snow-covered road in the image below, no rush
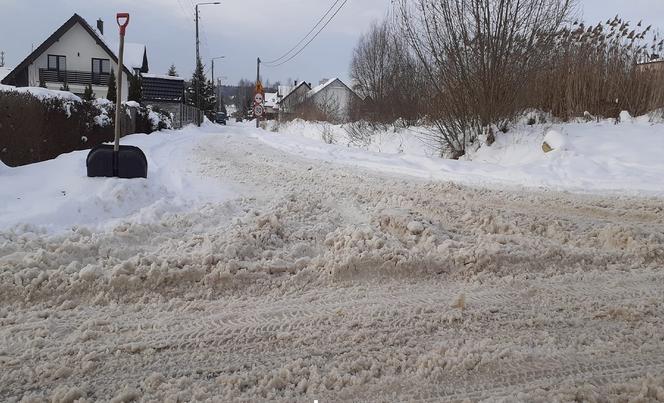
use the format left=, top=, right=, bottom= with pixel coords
left=2, top=123, right=664, bottom=401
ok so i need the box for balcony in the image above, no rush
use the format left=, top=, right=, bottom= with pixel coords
left=39, top=69, right=110, bottom=86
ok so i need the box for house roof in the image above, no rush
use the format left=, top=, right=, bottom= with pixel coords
left=308, top=77, right=361, bottom=100
left=141, top=73, right=184, bottom=81
left=1, top=13, right=134, bottom=85
left=279, top=81, right=312, bottom=104
left=277, top=85, right=292, bottom=97
left=109, top=42, right=148, bottom=72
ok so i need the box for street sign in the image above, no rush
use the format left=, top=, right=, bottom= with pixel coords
left=254, top=104, right=264, bottom=117
left=254, top=93, right=264, bottom=105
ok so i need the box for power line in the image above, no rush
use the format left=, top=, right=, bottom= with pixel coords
left=264, top=0, right=349, bottom=68
left=263, top=0, right=342, bottom=65
left=176, top=0, right=192, bottom=22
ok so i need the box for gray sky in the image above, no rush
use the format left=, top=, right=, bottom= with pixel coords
left=2, top=0, right=663, bottom=86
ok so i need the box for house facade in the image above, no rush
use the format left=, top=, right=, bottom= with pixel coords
left=308, top=78, right=361, bottom=122
left=1, top=14, right=147, bottom=102
left=275, top=78, right=360, bottom=122
left=279, top=81, right=312, bottom=114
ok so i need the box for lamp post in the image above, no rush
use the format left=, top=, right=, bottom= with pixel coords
left=194, top=1, right=220, bottom=124
left=211, top=56, right=225, bottom=112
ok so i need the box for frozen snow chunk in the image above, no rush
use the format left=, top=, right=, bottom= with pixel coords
left=407, top=221, right=425, bottom=235
left=619, top=110, right=633, bottom=123
left=110, top=386, right=141, bottom=403
left=542, top=130, right=568, bottom=153
left=49, top=385, right=86, bottom=403
left=80, top=264, right=102, bottom=281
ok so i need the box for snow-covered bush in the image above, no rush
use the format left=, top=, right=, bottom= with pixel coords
left=0, top=86, right=172, bottom=166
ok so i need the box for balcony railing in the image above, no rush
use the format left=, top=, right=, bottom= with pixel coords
left=39, top=69, right=110, bottom=86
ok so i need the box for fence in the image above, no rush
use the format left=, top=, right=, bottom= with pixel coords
left=149, top=102, right=203, bottom=129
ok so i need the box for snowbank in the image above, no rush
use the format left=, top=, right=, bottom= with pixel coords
left=265, top=119, right=436, bottom=157
left=255, top=118, right=664, bottom=196
left=0, top=125, right=236, bottom=233
left=0, top=83, right=82, bottom=102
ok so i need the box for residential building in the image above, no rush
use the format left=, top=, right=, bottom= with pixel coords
left=279, top=81, right=312, bottom=115
left=1, top=14, right=148, bottom=101
left=308, top=78, right=361, bottom=122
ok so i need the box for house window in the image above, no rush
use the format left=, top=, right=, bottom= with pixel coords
left=92, top=58, right=110, bottom=75
left=91, top=58, right=110, bottom=85
left=47, top=55, right=66, bottom=71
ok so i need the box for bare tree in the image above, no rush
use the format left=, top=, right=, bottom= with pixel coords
left=350, top=18, right=427, bottom=123
left=395, top=0, right=576, bottom=157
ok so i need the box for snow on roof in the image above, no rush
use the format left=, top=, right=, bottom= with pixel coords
left=108, top=42, right=146, bottom=71
left=309, top=77, right=341, bottom=96
left=264, top=92, right=279, bottom=108
left=280, top=81, right=311, bottom=102
left=0, top=67, right=11, bottom=82
left=278, top=85, right=293, bottom=97
left=0, top=84, right=82, bottom=102
left=141, top=73, right=184, bottom=81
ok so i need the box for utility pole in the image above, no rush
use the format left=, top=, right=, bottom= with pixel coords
left=195, top=4, right=200, bottom=125
left=194, top=2, right=220, bottom=125
left=211, top=56, right=225, bottom=112
left=256, top=57, right=261, bottom=128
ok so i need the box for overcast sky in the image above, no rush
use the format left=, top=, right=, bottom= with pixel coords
left=2, top=0, right=664, bottom=86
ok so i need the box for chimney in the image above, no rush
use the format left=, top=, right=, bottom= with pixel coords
left=294, top=80, right=298, bottom=86
left=97, top=19, right=104, bottom=35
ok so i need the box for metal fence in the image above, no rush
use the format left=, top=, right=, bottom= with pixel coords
left=179, top=104, right=204, bottom=128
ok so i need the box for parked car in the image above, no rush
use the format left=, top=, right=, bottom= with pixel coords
left=214, top=111, right=227, bottom=125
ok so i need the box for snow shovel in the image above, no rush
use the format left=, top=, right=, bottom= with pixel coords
left=86, top=13, right=147, bottom=179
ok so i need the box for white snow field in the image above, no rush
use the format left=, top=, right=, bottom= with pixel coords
left=1, top=119, right=664, bottom=402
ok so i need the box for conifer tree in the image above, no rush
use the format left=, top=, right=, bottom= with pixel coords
left=83, top=83, right=94, bottom=102
left=107, top=69, right=117, bottom=102
left=167, top=64, right=178, bottom=76
left=128, top=74, right=142, bottom=103
left=186, top=58, right=215, bottom=116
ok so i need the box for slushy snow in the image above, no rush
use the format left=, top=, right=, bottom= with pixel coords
left=1, top=118, right=664, bottom=402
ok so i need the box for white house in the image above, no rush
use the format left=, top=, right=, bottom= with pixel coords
left=1, top=14, right=148, bottom=101
left=278, top=81, right=312, bottom=114
left=308, top=78, right=360, bottom=121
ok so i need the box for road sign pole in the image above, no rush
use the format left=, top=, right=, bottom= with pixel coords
left=256, top=57, right=261, bottom=128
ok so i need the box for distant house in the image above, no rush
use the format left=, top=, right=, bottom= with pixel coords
left=264, top=92, right=279, bottom=119
left=141, top=73, right=192, bottom=128
left=274, top=77, right=360, bottom=122
left=637, top=58, right=664, bottom=73
left=279, top=81, right=312, bottom=115
left=1, top=14, right=148, bottom=101
left=307, top=78, right=361, bottom=122
left=0, top=66, right=12, bottom=82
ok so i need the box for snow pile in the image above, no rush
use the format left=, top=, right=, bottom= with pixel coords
left=124, top=100, right=140, bottom=108
left=257, top=118, right=664, bottom=195
left=265, top=119, right=435, bottom=157
left=542, top=130, right=568, bottom=151
left=0, top=125, right=236, bottom=233
left=0, top=83, right=82, bottom=102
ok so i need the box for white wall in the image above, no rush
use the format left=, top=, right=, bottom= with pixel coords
left=26, top=22, right=129, bottom=101
left=311, top=80, right=355, bottom=121
left=281, top=85, right=310, bottom=113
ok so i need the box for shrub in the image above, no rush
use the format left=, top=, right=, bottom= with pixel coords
left=0, top=89, right=170, bottom=167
